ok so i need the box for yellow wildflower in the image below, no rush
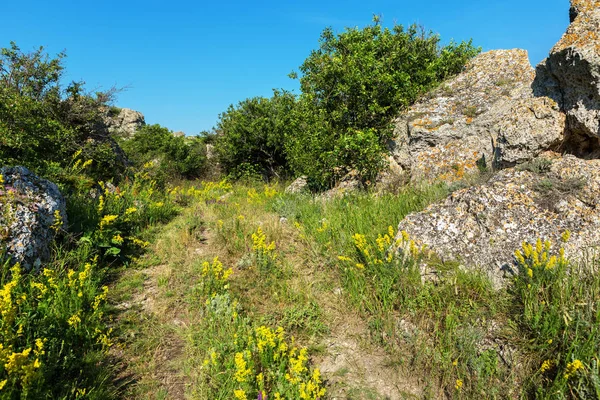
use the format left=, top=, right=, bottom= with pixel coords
left=234, top=390, right=247, bottom=400
left=564, top=359, right=584, bottom=379
left=455, top=379, right=463, bottom=390
left=125, top=207, right=137, bottom=215
left=540, top=359, right=554, bottom=372
left=99, top=214, right=118, bottom=229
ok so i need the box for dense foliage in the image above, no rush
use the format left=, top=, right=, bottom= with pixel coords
left=215, top=19, right=480, bottom=189
left=0, top=42, right=124, bottom=182
left=215, top=90, right=295, bottom=180
left=118, top=124, right=207, bottom=183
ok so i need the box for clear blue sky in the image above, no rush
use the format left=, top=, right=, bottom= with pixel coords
left=3, top=0, right=568, bottom=135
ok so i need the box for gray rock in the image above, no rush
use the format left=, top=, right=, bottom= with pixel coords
left=104, top=108, right=146, bottom=138
left=533, top=0, right=600, bottom=156
left=172, top=131, right=185, bottom=138
left=395, top=153, right=600, bottom=287
left=490, top=97, right=565, bottom=168
left=0, top=166, right=67, bottom=271
left=322, top=171, right=363, bottom=198
left=390, top=49, right=538, bottom=183
left=285, top=176, right=309, bottom=194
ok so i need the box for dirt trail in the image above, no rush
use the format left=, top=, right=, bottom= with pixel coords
left=113, top=200, right=421, bottom=399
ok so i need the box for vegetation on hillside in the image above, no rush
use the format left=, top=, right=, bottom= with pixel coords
left=215, top=18, right=480, bottom=189
left=0, top=14, right=598, bottom=400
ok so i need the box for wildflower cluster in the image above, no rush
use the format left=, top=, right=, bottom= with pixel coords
left=0, top=259, right=111, bottom=396
left=338, top=226, right=423, bottom=272
left=252, top=227, right=278, bottom=273
left=76, top=172, right=182, bottom=259
left=168, top=180, right=232, bottom=205
left=205, top=324, right=325, bottom=400
left=247, top=185, right=279, bottom=204
left=199, top=257, right=233, bottom=296
left=513, top=234, right=600, bottom=394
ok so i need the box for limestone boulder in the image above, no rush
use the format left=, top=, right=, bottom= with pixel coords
left=395, top=153, right=600, bottom=287
left=285, top=176, right=309, bottom=194
left=533, top=0, right=600, bottom=154
left=0, top=167, right=67, bottom=271
left=104, top=108, right=146, bottom=138
left=391, top=49, right=538, bottom=183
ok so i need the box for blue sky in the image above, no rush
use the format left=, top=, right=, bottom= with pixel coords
left=3, top=0, right=568, bottom=135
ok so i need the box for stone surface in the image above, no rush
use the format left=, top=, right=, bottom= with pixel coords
left=391, top=49, right=538, bottom=183
left=285, top=176, right=309, bottom=194
left=322, top=171, right=363, bottom=198
left=395, top=152, right=600, bottom=287
left=0, top=166, right=67, bottom=271
left=104, top=108, right=146, bottom=138
left=172, top=131, right=185, bottom=138
left=491, top=97, right=566, bottom=168
left=533, top=0, right=600, bottom=155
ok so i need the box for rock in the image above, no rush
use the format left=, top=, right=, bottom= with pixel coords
left=0, top=166, right=67, bottom=271
left=172, top=131, right=185, bottom=138
left=491, top=97, right=565, bottom=168
left=285, top=176, right=309, bottom=194
left=391, top=49, right=537, bottom=183
left=533, top=0, right=600, bottom=156
left=104, top=108, right=146, bottom=138
left=322, top=171, right=363, bottom=198
left=395, top=153, right=600, bottom=287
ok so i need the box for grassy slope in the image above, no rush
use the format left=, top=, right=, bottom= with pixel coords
left=111, top=182, right=600, bottom=400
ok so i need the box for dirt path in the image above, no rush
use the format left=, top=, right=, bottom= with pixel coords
left=112, top=197, right=422, bottom=399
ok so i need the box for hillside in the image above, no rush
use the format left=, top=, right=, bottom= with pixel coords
left=1, top=1, right=600, bottom=399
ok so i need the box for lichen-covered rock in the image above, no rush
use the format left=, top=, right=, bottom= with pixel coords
left=533, top=0, right=600, bottom=151
left=0, top=166, right=67, bottom=271
left=391, top=49, right=538, bottom=183
left=322, top=171, right=363, bottom=198
left=395, top=153, right=600, bottom=287
left=285, top=176, right=309, bottom=194
left=104, top=108, right=146, bottom=138
left=491, top=97, right=565, bottom=168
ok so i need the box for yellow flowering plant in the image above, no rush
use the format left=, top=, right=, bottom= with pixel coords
left=513, top=235, right=600, bottom=395
left=0, top=258, right=111, bottom=397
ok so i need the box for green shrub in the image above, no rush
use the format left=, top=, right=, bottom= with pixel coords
left=215, top=90, right=295, bottom=180
left=0, top=42, right=125, bottom=183
left=119, top=124, right=207, bottom=183
left=284, top=19, right=480, bottom=189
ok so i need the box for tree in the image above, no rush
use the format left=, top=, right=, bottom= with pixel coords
left=215, top=90, right=296, bottom=179
left=287, top=18, right=480, bottom=189
left=0, top=42, right=124, bottom=181
left=119, top=124, right=207, bottom=181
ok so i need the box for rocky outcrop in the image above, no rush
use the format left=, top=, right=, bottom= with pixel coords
left=396, top=153, right=600, bottom=287
left=533, top=0, right=600, bottom=157
left=285, top=176, right=309, bottom=194
left=104, top=108, right=146, bottom=138
left=390, top=49, right=558, bottom=183
left=491, top=97, right=566, bottom=168
left=387, top=0, right=600, bottom=285
left=0, top=167, right=67, bottom=271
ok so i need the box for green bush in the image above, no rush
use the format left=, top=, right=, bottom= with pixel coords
left=214, top=19, right=479, bottom=190
left=215, top=90, right=296, bottom=180
left=119, top=124, right=207, bottom=183
left=285, top=18, right=480, bottom=189
left=0, top=42, right=125, bottom=183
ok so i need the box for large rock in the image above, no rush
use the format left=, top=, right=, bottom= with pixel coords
left=396, top=153, right=600, bottom=287
left=391, top=50, right=565, bottom=182
left=285, top=176, right=309, bottom=194
left=104, top=108, right=146, bottom=138
left=0, top=167, right=67, bottom=271
left=533, top=0, right=600, bottom=155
